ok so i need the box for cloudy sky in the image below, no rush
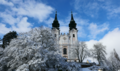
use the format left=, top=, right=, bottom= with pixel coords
left=0, top=0, right=120, bottom=58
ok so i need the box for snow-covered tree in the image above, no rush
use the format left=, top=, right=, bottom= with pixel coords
left=91, top=43, right=107, bottom=65
left=0, top=27, right=64, bottom=71
left=72, top=41, right=89, bottom=63
left=97, top=49, right=120, bottom=71
left=113, top=49, right=120, bottom=61
left=0, top=27, right=81, bottom=71
left=107, top=49, right=120, bottom=71
left=0, top=47, right=3, bottom=56
left=0, top=38, right=2, bottom=48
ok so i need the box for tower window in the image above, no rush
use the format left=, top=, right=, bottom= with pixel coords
left=55, top=34, right=56, bottom=37
left=63, top=48, right=67, bottom=54
left=73, top=34, right=75, bottom=37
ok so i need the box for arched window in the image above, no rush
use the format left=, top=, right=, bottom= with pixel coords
left=73, top=34, right=75, bottom=37
left=63, top=48, right=67, bottom=54
left=55, top=34, right=56, bottom=37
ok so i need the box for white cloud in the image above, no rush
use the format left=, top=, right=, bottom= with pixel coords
left=0, top=17, right=32, bottom=35
left=75, top=17, right=89, bottom=25
left=77, top=26, right=86, bottom=38
left=0, top=0, right=13, bottom=6
left=12, top=1, right=54, bottom=22
left=107, top=7, right=120, bottom=18
left=86, top=28, right=120, bottom=58
left=45, top=17, right=54, bottom=27
left=111, top=7, right=120, bottom=15
left=99, top=28, right=120, bottom=57
left=60, top=26, right=69, bottom=33
left=88, top=23, right=109, bottom=39
left=74, top=0, right=120, bottom=18
left=74, top=0, right=100, bottom=17
left=0, top=12, right=20, bottom=25
left=99, top=0, right=120, bottom=18
left=0, top=23, right=11, bottom=35
left=0, top=12, right=32, bottom=34
left=86, top=40, right=98, bottom=52
left=12, top=17, right=32, bottom=33
left=0, top=0, right=54, bottom=36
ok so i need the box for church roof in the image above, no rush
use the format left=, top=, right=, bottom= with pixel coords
left=69, top=11, right=77, bottom=30
left=52, top=11, right=60, bottom=30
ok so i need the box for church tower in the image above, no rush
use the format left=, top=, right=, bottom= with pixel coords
left=51, top=11, right=78, bottom=60
left=69, top=12, right=78, bottom=44
left=52, top=11, right=60, bottom=43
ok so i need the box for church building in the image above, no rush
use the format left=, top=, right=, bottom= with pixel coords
left=51, top=12, right=78, bottom=60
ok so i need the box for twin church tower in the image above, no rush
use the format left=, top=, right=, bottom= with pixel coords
left=51, top=12, right=78, bottom=59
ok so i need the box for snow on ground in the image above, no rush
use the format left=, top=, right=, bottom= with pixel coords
left=81, top=68, right=91, bottom=71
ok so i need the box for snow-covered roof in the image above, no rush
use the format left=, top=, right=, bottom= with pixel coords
left=87, top=60, right=92, bottom=63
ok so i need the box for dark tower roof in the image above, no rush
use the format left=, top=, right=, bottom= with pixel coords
left=52, top=11, right=60, bottom=30
left=69, top=11, right=77, bottom=30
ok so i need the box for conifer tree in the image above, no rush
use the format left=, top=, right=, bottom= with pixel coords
left=2, top=31, right=17, bottom=48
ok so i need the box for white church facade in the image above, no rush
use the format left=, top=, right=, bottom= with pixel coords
left=51, top=12, right=78, bottom=60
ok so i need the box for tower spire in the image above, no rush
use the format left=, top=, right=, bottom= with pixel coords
left=69, top=11, right=77, bottom=30
left=52, top=11, right=60, bottom=30
left=55, top=11, right=57, bottom=20
left=71, top=11, right=74, bottom=20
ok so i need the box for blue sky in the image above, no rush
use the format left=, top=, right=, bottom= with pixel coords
left=0, top=0, right=120, bottom=56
